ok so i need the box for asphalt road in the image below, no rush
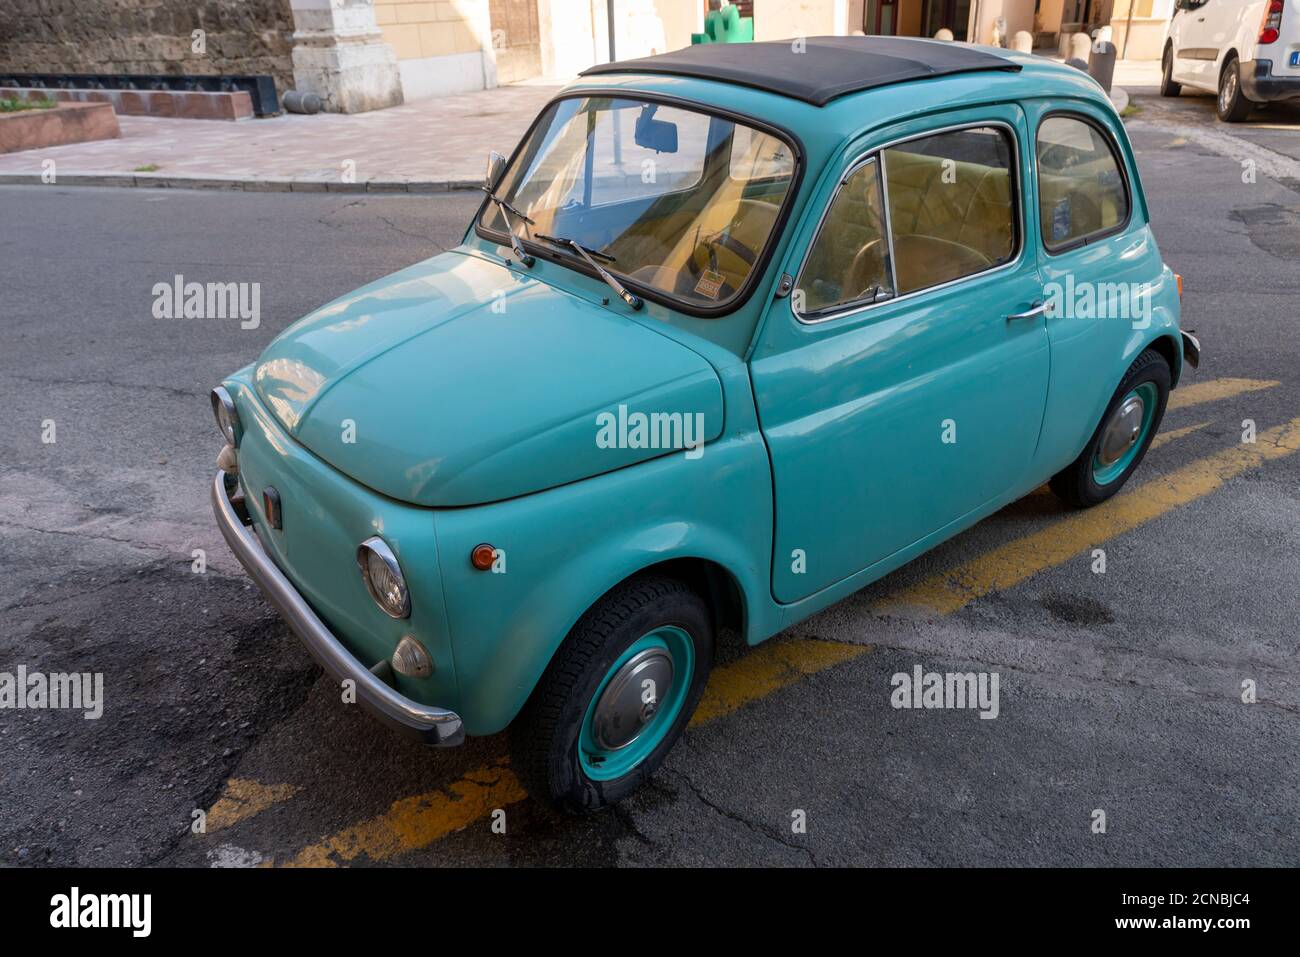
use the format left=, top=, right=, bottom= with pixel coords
left=2, top=95, right=1298, bottom=867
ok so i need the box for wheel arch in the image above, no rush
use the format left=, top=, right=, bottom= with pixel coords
left=1147, top=331, right=1184, bottom=388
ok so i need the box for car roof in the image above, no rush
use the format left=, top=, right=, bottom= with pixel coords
left=581, top=36, right=1022, bottom=107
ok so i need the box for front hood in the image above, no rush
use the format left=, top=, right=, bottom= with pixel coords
left=253, top=252, right=723, bottom=507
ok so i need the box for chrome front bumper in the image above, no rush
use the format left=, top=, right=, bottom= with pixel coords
left=211, top=470, right=465, bottom=747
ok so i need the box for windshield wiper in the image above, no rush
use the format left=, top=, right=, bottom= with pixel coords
left=535, top=233, right=642, bottom=310
left=482, top=187, right=535, bottom=268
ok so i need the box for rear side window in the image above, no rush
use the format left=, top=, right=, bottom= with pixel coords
left=1036, top=115, right=1130, bottom=250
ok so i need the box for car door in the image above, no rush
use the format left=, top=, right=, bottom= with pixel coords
left=750, top=106, right=1050, bottom=605
left=1170, top=0, right=1218, bottom=86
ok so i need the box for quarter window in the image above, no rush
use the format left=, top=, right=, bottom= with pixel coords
left=798, top=158, right=893, bottom=315
left=1036, top=115, right=1129, bottom=250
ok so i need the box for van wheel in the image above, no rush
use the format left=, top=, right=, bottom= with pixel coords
left=1160, top=46, right=1181, bottom=97
left=1049, top=349, right=1171, bottom=509
left=1217, top=57, right=1254, bottom=122
left=511, top=575, right=714, bottom=812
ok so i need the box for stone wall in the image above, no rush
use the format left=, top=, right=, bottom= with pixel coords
left=0, top=0, right=298, bottom=93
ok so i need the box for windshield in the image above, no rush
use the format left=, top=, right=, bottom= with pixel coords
left=479, top=96, right=797, bottom=311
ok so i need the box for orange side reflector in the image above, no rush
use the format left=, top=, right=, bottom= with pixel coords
left=1175, top=273, right=1183, bottom=299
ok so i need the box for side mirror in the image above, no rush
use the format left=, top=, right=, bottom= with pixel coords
left=485, top=150, right=507, bottom=191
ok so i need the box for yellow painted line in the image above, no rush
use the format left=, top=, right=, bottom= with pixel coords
left=1150, top=420, right=1209, bottom=451
left=206, top=779, right=301, bottom=833
left=284, top=759, right=525, bottom=867
left=880, top=415, right=1300, bottom=616
left=691, top=637, right=867, bottom=726
left=1167, top=377, right=1278, bottom=412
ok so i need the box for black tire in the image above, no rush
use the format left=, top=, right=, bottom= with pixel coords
left=1049, top=349, right=1171, bottom=509
left=510, top=575, right=714, bottom=812
left=1217, top=56, right=1254, bottom=122
left=1160, top=46, right=1182, bottom=97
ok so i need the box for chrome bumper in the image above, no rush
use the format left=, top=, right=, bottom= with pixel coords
left=1181, top=330, right=1201, bottom=370
left=211, top=470, right=465, bottom=747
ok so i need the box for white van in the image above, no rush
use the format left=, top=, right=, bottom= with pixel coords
left=1161, top=0, right=1300, bottom=120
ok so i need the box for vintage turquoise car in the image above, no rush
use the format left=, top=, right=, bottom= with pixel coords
left=211, top=37, right=1200, bottom=810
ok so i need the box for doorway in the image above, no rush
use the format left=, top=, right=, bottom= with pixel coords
left=489, top=0, right=542, bottom=84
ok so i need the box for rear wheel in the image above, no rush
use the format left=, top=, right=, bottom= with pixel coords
left=1217, top=56, right=1254, bottom=122
left=1160, top=46, right=1182, bottom=97
left=1049, top=349, right=1170, bottom=509
left=511, top=575, right=714, bottom=812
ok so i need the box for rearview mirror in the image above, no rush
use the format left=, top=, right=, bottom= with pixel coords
left=634, top=106, right=678, bottom=154
left=485, top=150, right=507, bottom=190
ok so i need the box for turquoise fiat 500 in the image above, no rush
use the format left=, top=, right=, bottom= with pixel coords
left=211, top=37, right=1200, bottom=810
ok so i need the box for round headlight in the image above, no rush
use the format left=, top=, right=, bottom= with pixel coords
left=357, top=537, right=410, bottom=619
left=210, top=386, right=240, bottom=446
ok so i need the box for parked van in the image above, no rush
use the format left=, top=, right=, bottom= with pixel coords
left=1162, top=0, right=1300, bottom=120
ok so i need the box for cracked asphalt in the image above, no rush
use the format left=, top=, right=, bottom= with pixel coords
left=2, top=90, right=1298, bottom=867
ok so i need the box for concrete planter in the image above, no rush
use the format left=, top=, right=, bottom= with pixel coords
left=0, top=100, right=121, bottom=154
left=0, top=87, right=254, bottom=121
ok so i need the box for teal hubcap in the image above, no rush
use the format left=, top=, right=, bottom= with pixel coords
left=579, top=627, right=694, bottom=781
left=1093, top=382, right=1157, bottom=485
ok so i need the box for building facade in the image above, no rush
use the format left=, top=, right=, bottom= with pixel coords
left=0, top=0, right=1172, bottom=115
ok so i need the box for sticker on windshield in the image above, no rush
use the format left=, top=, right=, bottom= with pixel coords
left=694, top=270, right=725, bottom=300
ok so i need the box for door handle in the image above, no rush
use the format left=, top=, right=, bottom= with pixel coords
left=1006, top=300, right=1047, bottom=321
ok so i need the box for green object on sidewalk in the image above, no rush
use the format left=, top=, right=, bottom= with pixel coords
left=691, top=5, right=753, bottom=44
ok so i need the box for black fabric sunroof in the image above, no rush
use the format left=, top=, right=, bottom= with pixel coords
left=581, top=36, right=1021, bottom=107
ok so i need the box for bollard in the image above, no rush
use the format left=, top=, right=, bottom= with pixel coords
left=1069, top=32, right=1093, bottom=63
left=1058, top=31, right=1074, bottom=59
left=1088, top=40, right=1117, bottom=92
left=1065, top=56, right=1090, bottom=73
left=934, top=28, right=954, bottom=41
left=1095, top=25, right=1113, bottom=44
left=283, top=90, right=323, bottom=114
left=1012, top=30, right=1033, bottom=53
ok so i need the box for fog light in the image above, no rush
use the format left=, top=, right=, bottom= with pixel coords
left=356, top=536, right=411, bottom=619
left=391, top=635, right=433, bottom=679
left=210, top=386, right=241, bottom=446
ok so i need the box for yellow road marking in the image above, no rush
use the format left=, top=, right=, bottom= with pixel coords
left=1167, top=377, right=1278, bottom=411
left=1150, top=420, right=1209, bottom=450
left=206, top=779, right=301, bottom=833
left=691, top=638, right=866, bottom=726
left=881, top=415, right=1300, bottom=616
left=284, top=759, right=525, bottom=867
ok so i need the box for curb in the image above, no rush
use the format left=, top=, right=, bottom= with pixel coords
left=1109, top=85, right=1131, bottom=113
left=0, top=171, right=482, bottom=193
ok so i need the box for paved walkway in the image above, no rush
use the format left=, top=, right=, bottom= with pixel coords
left=0, top=60, right=1167, bottom=191
left=0, top=82, right=561, bottom=191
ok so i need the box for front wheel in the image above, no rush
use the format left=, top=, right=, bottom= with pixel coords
left=1049, top=349, right=1171, bottom=509
left=511, top=575, right=714, bottom=812
left=1217, top=57, right=1254, bottom=122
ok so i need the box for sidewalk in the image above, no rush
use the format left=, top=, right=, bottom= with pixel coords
left=0, top=60, right=1164, bottom=192
left=0, top=82, right=561, bottom=192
